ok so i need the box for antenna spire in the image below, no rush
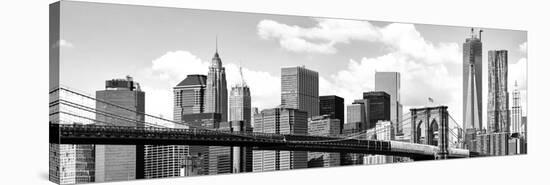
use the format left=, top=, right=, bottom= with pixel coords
left=239, top=64, right=247, bottom=86
left=215, top=35, right=218, bottom=53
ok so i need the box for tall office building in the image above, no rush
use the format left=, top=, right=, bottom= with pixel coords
left=463, top=28, right=483, bottom=133
left=487, top=50, right=510, bottom=133
left=319, top=95, right=344, bottom=134
left=375, top=72, right=403, bottom=134
left=252, top=108, right=308, bottom=172
left=281, top=66, right=319, bottom=118
left=95, top=76, right=145, bottom=182
left=144, top=145, right=185, bottom=179
left=173, top=74, right=207, bottom=122
left=181, top=113, right=222, bottom=176
left=511, top=81, right=522, bottom=134
left=209, top=121, right=253, bottom=175
left=251, top=107, right=259, bottom=127
left=346, top=103, right=366, bottom=132
left=307, top=115, right=341, bottom=168
left=205, top=45, right=228, bottom=122
left=363, top=91, right=391, bottom=130
left=364, top=121, right=394, bottom=165
left=229, top=67, right=252, bottom=125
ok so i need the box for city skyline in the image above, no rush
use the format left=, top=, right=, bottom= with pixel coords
left=48, top=1, right=530, bottom=185
left=57, top=1, right=527, bottom=128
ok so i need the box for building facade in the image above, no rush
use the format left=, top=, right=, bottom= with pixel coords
left=487, top=50, right=510, bottom=133
left=375, top=72, right=403, bottom=134
left=252, top=108, right=308, bottom=172
left=229, top=68, right=251, bottom=125
left=363, top=91, right=391, bottom=130
left=364, top=121, right=394, bottom=165
left=173, top=74, right=207, bottom=122
left=181, top=113, right=222, bottom=176
left=307, top=115, right=341, bottom=168
left=205, top=49, right=228, bottom=122
left=344, top=101, right=367, bottom=131
left=463, top=29, right=483, bottom=137
left=319, top=95, right=344, bottom=134
left=95, top=76, right=145, bottom=182
left=281, top=66, right=319, bottom=118
left=511, top=81, right=522, bottom=134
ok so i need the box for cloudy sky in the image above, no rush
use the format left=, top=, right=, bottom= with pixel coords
left=58, top=1, right=527, bottom=128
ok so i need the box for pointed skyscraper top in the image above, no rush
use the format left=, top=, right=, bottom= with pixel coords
left=211, top=36, right=222, bottom=67
left=239, top=66, right=247, bottom=87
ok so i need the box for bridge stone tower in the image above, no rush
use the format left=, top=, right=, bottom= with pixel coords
left=410, top=106, right=449, bottom=159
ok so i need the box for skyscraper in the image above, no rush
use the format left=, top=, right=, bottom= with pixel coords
left=181, top=113, right=222, bottom=176
left=252, top=108, right=308, bottom=172
left=463, top=28, right=483, bottom=133
left=281, top=66, right=319, bottom=118
left=95, top=76, right=145, bottom=182
left=229, top=67, right=251, bottom=125
left=511, top=81, right=522, bottom=134
left=363, top=91, right=391, bottom=130
left=345, top=103, right=366, bottom=132
left=375, top=72, right=403, bottom=134
left=319, top=95, right=344, bottom=134
left=205, top=44, right=228, bottom=122
left=307, top=115, right=341, bottom=168
left=226, top=68, right=253, bottom=174
left=487, top=50, right=510, bottom=133
left=173, top=74, right=207, bottom=122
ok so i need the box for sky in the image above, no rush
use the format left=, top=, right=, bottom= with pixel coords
left=57, top=1, right=527, bottom=128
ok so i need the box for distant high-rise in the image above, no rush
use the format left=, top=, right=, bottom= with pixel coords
left=173, top=74, right=207, bottom=122
left=375, top=72, right=402, bottom=134
left=281, top=66, right=319, bottom=118
left=463, top=28, right=483, bottom=133
left=95, top=76, right=145, bottom=182
left=511, top=81, right=522, bottom=134
left=229, top=67, right=251, bottom=125
left=364, top=121, right=394, bottom=165
left=363, top=91, right=391, bottom=130
left=319, top=95, right=344, bottom=134
left=209, top=121, right=253, bottom=175
left=487, top=50, right=510, bottom=133
left=205, top=42, right=228, bottom=122
left=307, top=115, right=341, bottom=168
left=346, top=103, right=366, bottom=132
left=253, top=108, right=308, bottom=172
left=181, top=113, right=222, bottom=176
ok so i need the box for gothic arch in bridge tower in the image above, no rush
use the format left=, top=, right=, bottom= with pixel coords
left=429, top=119, right=439, bottom=146
left=410, top=106, right=450, bottom=159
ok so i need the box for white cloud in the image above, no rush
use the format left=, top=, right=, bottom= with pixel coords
left=150, top=50, right=209, bottom=86
left=257, top=19, right=379, bottom=54
left=146, top=50, right=281, bottom=119
left=225, top=63, right=280, bottom=110
left=320, top=52, right=462, bottom=124
left=509, top=57, right=527, bottom=91
left=295, top=20, right=464, bottom=124
left=519, top=42, right=527, bottom=53
left=257, top=18, right=461, bottom=63
left=140, top=85, right=173, bottom=120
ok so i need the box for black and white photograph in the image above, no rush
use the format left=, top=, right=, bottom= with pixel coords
left=3, top=0, right=548, bottom=185
left=47, top=1, right=530, bottom=184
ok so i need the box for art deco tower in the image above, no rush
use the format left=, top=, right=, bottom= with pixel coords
left=205, top=41, right=228, bottom=122
left=487, top=50, right=510, bottom=133
left=463, top=28, right=483, bottom=133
